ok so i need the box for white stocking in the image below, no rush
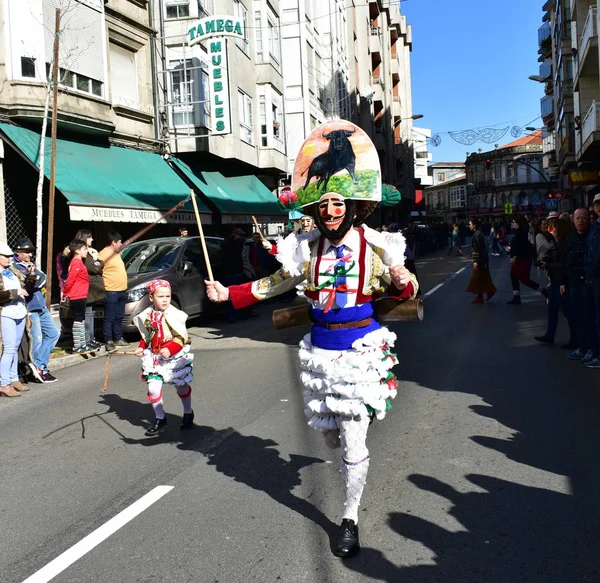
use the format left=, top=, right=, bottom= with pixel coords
left=147, top=379, right=165, bottom=419
left=339, top=415, right=371, bottom=524
left=176, top=383, right=193, bottom=414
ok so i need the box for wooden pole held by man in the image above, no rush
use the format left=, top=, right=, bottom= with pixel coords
left=190, top=189, right=214, bottom=281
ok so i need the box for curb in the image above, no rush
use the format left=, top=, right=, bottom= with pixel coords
left=48, top=352, right=101, bottom=372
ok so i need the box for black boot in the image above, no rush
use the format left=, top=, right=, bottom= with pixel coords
left=334, top=519, right=360, bottom=558
left=507, top=296, right=521, bottom=305
left=181, top=410, right=195, bottom=430
left=145, top=417, right=167, bottom=437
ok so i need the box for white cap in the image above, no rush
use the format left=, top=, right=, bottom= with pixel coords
left=547, top=211, right=559, bottom=218
left=0, top=242, right=13, bottom=256
left=593, top=193, right=600, bottom=204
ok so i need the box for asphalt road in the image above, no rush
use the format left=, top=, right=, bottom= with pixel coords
left=3, top=249, right=600, bottom=582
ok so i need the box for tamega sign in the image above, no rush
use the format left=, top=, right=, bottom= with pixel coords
left=187, top=16, right=245, bottom=136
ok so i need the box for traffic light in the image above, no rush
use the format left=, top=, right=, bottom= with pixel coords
left=485, top=159, right=492, bottom=169
left=547, top=192, right=553, bottom=199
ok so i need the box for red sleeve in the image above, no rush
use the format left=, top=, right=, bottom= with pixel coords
left=163, top=340, right=183, bottom=356
left=388, top=281, right=415, bottom=300
left=63, top=266, right=77, bottom=296
left=138, top=339, right=147, bottom=349
left=268, top=244, right=278, bottom=256
left=229, top=282, right=261, bottom=310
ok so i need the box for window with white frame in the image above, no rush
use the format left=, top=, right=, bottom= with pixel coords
left=21, top=57, right=36, bottom=78
left=238, top=90, right=253, bottom=144
left=45, top=63, right=103, bottom=97
left=255, top=9, right=263, bottom=62
left=268, top=14, right=281, bottom=65
left=166, top=1, right=190, bottom=19
left=197, top=0, right=214, bottom=17
left=170, top=60, right=194, bottom=127
left=259, top=87, right=284, bottom=150
left=449, top=185, right=466, bottom=208
left=233, top=0, right=249, bottom=53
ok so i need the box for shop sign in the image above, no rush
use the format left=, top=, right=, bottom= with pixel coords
left=222, top=215, right=285, bottom=224
left=188, top=16, right=244, bottom=136
left=568, top=169, right=600, bottom=186
left=69, top=205, right=212, bottom=224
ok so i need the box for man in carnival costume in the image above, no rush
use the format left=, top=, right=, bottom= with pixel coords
left=205, top=121, right=418, bottom=558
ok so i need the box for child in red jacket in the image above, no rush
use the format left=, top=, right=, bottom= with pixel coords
left=63, top=239, right=91, bottom=354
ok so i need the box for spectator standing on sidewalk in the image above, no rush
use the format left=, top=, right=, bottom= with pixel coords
left=98, top=231, right=130, bottom=352
left=63, top=240, right=92, bottom=355
left=534, top=219, right=573, bottom=345
left=0, top=242, right=30, bottom=397
left=11, top=237, right=59, bottom=384
left=507, top=215, right=549, bottom=305
left=74, top=229, right=105, bottom=350
left=466, top=218, right=496, bottom=304
left=581, top=196, right=600, bottom=368
left=564, top=208, right=592, bottom=357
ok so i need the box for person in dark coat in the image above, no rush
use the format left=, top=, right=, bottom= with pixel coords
left=507, top=215, right=548, bottom=305
left=534, top=219, right=573, bottom=344
left=465, top=218, right=496, bottom=303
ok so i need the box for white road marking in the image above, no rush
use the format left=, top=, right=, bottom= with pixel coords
left=423, top=266, right=468, bottom=298
left=22, top=486, right=174, bottom=583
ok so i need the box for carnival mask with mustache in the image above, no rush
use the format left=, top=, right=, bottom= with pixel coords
left=313, top=193, right=356, bottom=240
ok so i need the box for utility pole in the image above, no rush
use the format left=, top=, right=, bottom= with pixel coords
left=45, top=8, right=60, bottom=309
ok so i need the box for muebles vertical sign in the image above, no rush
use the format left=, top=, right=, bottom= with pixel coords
left=188, top=16, right=245, bottom=136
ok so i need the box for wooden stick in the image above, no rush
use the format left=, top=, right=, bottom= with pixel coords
left=251, top=216, right=266, bottom=241
left=101, top=351, right=138, bottom=392
left=190, top=188, right=214, bottom=281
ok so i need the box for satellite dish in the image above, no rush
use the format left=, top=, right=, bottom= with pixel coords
left=359, top=85, right=375, bottom=100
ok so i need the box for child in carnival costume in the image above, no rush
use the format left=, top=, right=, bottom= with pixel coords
left=205, top=121, right=418, bottom=558
left=134, top=279, right=194, bottom=437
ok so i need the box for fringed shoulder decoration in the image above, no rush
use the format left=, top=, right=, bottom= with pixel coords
left=362, top=225, right=406, bottom=267
left=275, top=229, right=321, bottom=276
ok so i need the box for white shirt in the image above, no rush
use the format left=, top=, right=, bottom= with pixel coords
left=2, top=270, right=26, bottom=319
left=311, top=229, right=363, bottom=311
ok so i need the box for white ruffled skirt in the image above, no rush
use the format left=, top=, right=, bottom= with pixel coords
left=298, top=327, right=399, bottom=432
left=140, top=344, right=194, bottom=386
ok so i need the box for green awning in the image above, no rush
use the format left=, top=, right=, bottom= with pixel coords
left=172, top=157, right=285, bottom=223
left=0, top=123, right=211, bottom=223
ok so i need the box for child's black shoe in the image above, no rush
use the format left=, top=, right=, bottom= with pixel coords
left=181, top=411, right=195, bottom=430
left=145, top=417, right=167, bottom=437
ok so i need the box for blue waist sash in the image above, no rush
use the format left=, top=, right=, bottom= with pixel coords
left=309, top=304, right=380, bottom=350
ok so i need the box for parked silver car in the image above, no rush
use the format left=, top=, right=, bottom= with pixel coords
left=59, top=236, right=224, bottom=337
left=119, top=235, right=225, bottom=333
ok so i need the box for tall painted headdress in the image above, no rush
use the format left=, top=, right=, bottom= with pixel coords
left=285, top=120, right=382, bottom=224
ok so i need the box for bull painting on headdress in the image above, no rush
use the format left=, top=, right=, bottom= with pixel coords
left=292, top=120, right=382, bottom=209
left=302, top=128, right=359, bottom=192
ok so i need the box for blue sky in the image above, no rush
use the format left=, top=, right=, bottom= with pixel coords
left=402, top=0, right=544, bottom=164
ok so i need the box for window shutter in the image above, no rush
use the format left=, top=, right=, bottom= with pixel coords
left=109, top=43, right=138, bottom=103
left=44, top=0, right=105, bottom=82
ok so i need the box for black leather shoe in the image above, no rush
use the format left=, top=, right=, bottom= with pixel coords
left=333, top=519, right=360, bottom=558
left=534, top=336, right=554, bottom=345
left=145, top=417, right=167, bottom=437
left=507, top=297, right=521, bottom=305
left=181, top=410, right=195, bottom=430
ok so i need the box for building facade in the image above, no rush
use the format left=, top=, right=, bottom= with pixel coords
left=466, top=133, right=554, bottom=220
left=423, top=163, right=466, bottom=223
left=535, top=0, right=600, bottom=209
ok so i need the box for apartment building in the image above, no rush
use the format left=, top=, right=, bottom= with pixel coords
left=0, top=0, right=175, bottom=254
left=346, top=0, right=415, bottom=224
left=466, top=133, right=553, bottom=220
left=534, top=0, right=600, bottom=208
left=423, top=162, right=466, bottom=223
left=154, top=0, right=288, bottom=192
left=412, top=126, right=432, bottom=188
left=571, top=0, right=600, bottom=200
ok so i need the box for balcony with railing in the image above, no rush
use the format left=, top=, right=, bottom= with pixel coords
left=370, top=26, right=382, bottom=57
left=539, top=59, right=552, bottom=80
left=538, top=21, right=551, bottom=45
left=578, top=6, right=598, bottom=75
left=579, top=101, right=600, bottom=159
